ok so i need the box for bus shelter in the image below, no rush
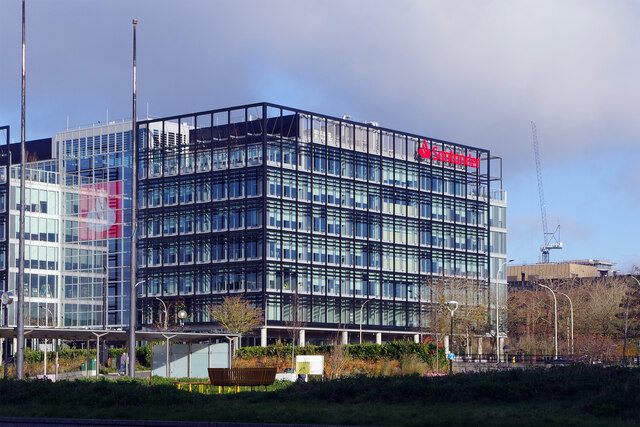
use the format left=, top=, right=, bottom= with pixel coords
left=0, top=327, right=239, bottom=379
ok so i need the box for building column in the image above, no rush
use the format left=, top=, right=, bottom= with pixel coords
left=299, top=329, right=306, bottom=347
left=413, top=334, right=420, bottom=344
left=497, top=336, right=503, bottom=361
left=477, top=337, right=483, bottom=356
left=444, top=335, right=450, bottom=355
left=375, top=333, right=382, bottom=344
left=341, top=331, right=348, bottom=345
left=260, top=327, right=267, bottom=348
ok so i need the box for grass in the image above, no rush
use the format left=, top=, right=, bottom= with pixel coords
left=0, top=365, right=638, bottom=426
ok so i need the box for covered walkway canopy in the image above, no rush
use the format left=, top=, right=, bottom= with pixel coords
left=0, top=327, right=239, bottom=343
left=0, top=327, right=240, bottom=378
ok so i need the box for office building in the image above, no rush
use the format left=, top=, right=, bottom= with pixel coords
left=135, top=103, right=507, bottom=345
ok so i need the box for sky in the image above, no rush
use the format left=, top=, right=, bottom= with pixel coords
left=1, top=0, right=639, bottom=272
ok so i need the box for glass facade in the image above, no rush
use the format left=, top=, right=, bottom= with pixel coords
left=137, top=103, right=506, bottom=342
left=55, top=123, right=131, bottom=326
left=1, top=161, right=108, bottom=327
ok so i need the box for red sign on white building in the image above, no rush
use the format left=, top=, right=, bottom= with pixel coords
left=79, top=181, right=122, bottom=240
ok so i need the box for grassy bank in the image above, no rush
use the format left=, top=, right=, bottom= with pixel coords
left=0, top=365, right=637, bottom=426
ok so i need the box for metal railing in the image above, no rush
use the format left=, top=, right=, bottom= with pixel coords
left=455, top=354, right=640, bottom=366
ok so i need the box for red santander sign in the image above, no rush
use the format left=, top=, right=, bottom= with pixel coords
left=418, top=139, right=480, bottom=169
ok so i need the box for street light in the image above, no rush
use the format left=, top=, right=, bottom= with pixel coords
left=556, top=291, right=574, bottom=355
left=177, top=309, right=188, bottom=331
left=39, top=305, right=54, bottom=378
left=445, top=300, right=458, bottom=375
left=495, top=259, right=513, bottom=363
left=359, top=299, right=373, bottom=344
left=623, top=276, right=639, bottom=365
left=1, top=292, right=14, bottom=379
left=156, top=298, right=168, bottom=331
left=535, top=283, right=558, bottom=359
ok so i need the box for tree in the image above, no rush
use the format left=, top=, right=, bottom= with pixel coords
left=507, top=277, right=633, bottom=359
left=153, top=298, right=186, bottom=331
left=284, top=291, right=307, bottom=372
left=431, top=278, right=490, bottom=355
left=507, top=287, right=553, bottom=355
left=208, top=295, right=264, bottom=337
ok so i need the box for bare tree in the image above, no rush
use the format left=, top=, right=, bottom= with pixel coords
left=284, top=291, right=307, bottom=373
left=508, top=277, right=633, bottom=359
left=325, top=329, right=348, bottom=379
left=431, top=278, right=490, bottom=355
left=153, top=298, right=187, bottom=331
left=208, top=295, right=264, bottom=339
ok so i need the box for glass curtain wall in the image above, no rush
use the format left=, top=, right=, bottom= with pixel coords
left=137, top=103, right=495, bottom=338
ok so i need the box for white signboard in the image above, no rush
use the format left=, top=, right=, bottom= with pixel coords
left=296, top=355, right=324, bottom=376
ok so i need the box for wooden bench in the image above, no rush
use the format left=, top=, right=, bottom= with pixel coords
left=208, top=367, right=277, bottom=392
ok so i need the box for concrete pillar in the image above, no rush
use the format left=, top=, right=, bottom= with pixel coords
left=413, top=334, right=420, bottom=344
left=341, top=331, right=348, bottom=345
left=444, top=335, right=450, bottom=355
left=375, top=333, right=382, bottom=344
left=477, top=337, right=483, bottom=356
left=497, top=336, right=503, bottom=361
left=260, top=327, right=267, bottom=347
left=299, top=329, right=306, bottom=347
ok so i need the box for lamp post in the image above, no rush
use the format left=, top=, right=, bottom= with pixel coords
left=128, top=18, right=139, bottom=379
left=156, top=298, right=168, bottom=331
left=177, top=309, right=187, bottom=331
left=445, top=300, right=458, bottom=375
left=1, top=292, right=14, bottom=379
left=359, top=299, right=373, bottom=344
left=39, top=305, right=54, bottom=377
left=495, top=259, right=513, bottom=363
left=556, top=291, right=574, bottom=355
left=535, top=283, right=558, bottom=359
left=625, top=276, right=640, bottom=366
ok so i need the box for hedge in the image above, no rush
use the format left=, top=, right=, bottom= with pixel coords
left=236, top=340, right=443, bottom=362
left=23, top=344, right=152, bottom=367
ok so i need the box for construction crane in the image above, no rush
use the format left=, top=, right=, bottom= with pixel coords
left=531, top=121, right=562, bottom=263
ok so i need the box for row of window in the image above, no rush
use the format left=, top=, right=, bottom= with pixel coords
left=265, top=241, right=487, bottom=277
left=139, top=235, right=263, bottom=267
left=140, top=266, right=262, bottom=296
left=13, top=272, right=58, bottom=299
left=142, top=144, right=262, bottom=178
left=267, top=197, right=487, bottom=230
left=63, top=274, right=104, bottom=300
left=11, top=187, right=58, bottom=214
left=266, top=143, right=481, bottom=196
left=266, top=170, right=485, bottom=215
left=11, top=216, right=57, bottom=243
left=138, top=251, right=489, bottom=299
left=61, top=131, right=131, bottom=159
left=266, top=295, right=439, bottom=327
left=140, top=206, right=262, bottom=237
left=140, top=172, right=263, bottom=207
left=140, top=109, right=485, bottom=169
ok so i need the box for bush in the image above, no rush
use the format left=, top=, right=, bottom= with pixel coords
left=136, top=344, right=152, bottom=367
left=21, top=345, right=152, bottom=368
left=236, top=340, right=444, bottom=365
left=398, top=354, right=427, bottom=375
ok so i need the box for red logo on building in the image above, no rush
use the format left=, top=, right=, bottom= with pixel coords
left=418, top=141, right=431, bottom=159
left=418, top=139, right=480, bottom=169
left=79, top=181, right=123, bottom=241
